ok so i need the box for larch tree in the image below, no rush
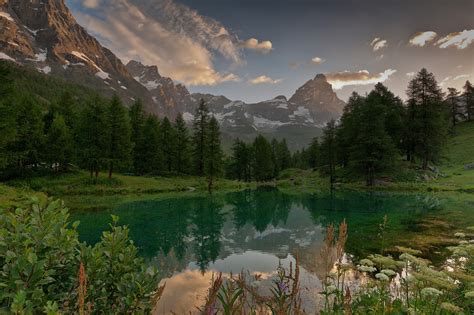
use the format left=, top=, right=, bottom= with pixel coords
left=463, top=80, right=474, bottom=121
left=320, top=120, right=338, bottom=188
left=205, top=116, right=223, bottom=192
left=174, top=113, right=191, bottom=174
left=107, top=95, right=132, bottom=178
left=137, top=115, right=162, bottom=174
left=76, top=96, right=110, bottom=179
left=160, top=116, right=177, bottom=173
left=129, top=100, right=146, bottom=174
left=0, top=62, right=15, bottom=169
left=446, top=87, right=461, bottom=127
left=45, top=114, right=74, bottom=171
left=406, top=68, right=447, bottom=169
left=192, top=99, right=210, bottom=176
left=253, top=135, right=275, bottom=181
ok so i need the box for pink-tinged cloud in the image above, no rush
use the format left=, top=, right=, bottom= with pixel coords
left=436, top=29, right=474, bottom=49
left=241, top=38, right=273, bottom=53
left=409, top=31, right=437, bottom=47
left=326, top=69, right=397, bottom=90
left=370, top=37, right=387, bottom=51
left=248, top=75, right=283, bottom=84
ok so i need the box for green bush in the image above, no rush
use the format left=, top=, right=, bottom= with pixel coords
left=0, top=198, right=160, bottom=314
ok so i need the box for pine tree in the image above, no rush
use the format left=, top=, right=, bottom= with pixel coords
left=446, top=87, right=461, bottom=127
left=0, top=63, right=15, bottom=169
left=205, top=117, right=223, bottom=191
left=229, top=139, right=253, bottom=181
left=45, top=115, right=74, bottom=171
left=129, top=100, right=146, bottom=174
left=160, top=117, right=176, bottom=173
left=336, top=92, right=365, bottom=167
left=192, top=99, right=210, bottom=176
left=137, top=115, right=163, bottom=174
left=76, top=96, right=110, bottom=178
left=463, top=80, right=474, bottom=121
left=307, top=137, right=320, bottom=169
left=320, top=120, right=337, bottom=188
left=107, top=95, right=132, bottom=178
left=7, top=97, right=44, bottom=174
left=277, top=139, right=291, bottom=171
left=174, top=113, right=191, bottom=174
left=348, top=94, right=397, bottom=186
left=370, top=83, right=406, bottom=152
left=406, top=68, right=447, bottom=169
left=253, top=135, right=274, bottom=181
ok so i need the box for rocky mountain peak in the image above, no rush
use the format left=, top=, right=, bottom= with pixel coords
left=273, top=95, right=288, bottom=101
left=288, top=73, right=345, bottom=123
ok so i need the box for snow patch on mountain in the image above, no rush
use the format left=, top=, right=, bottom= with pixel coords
left=253, top=116, right=290, bottom=129
left=0, top=11, right=14, bottom=22
left=0, top=52, right=15, bottom=62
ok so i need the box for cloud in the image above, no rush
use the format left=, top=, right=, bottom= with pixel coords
left=248, top=75, right=282, bottom=84
left=406, top=72, right=415, bottom=77
left=311, top=56, right=325, bottom=65
left=241, top=38, right=273, bottom=53
left=440, top=74, right=472, bottom=86
left=409, top=31, right=437, bottom=47
left=436, top=29, right=474, bottom=49
left=73, top=0, right=251, bottom=85
left=82, top=0, right=100, bottom=8
left=326, top=69, right=397, bottom=90
left=370, top=38, right=387, bottom=51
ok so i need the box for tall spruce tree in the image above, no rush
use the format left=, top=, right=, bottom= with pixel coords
left=0, top=63, right=15, bottom=169
left=45, top=115, right=74, bottom=171
left=107, top=95, right=132, bottom=178
left=129, top=100, right=146, bottom=174
left=76, top=96, right=110, bottom=178
left=137, top=115, right=162, bottom=174
left=320, top=120, right=337, bottom=188
left=253, top=135, right=274, bottom=181
left=406, top=68, right=447, bottom=169
left=463, top=80, right=474, bottom=121
left=174, top=113, right=191, bottom=174
left=8, top=97, right=44, bottom=173
left=192, top=99, right=210, bottom=176
left=336, top=92, right=365, bottom=167
left=307, top=137, right=320, bottom=169
left=349, top=93, right=397, bottom=186
left=205, top=117, right=223, bottom=191
left=446, top=87, right=461, bottom=127
left=229, top=139, right=253, bottom=181
left=160, top=117, right=176, bottom=173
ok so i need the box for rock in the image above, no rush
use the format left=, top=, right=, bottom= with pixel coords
left=186, top=186, right=196, bottom=192
left=464, top=163, right=474, bottom=170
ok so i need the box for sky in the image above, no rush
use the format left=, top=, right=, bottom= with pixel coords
left=67, top=0, right=474, bottom=103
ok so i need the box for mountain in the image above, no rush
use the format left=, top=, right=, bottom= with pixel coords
left=0, top=0, right=157, bottom=112
left=0, top=0, right=345, bottom=149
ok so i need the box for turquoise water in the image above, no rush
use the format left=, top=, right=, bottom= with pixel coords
left=70, top=188, right=453, bottom=312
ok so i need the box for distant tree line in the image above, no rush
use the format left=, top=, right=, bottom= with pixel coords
left=0, top=63, right=226, bottom=182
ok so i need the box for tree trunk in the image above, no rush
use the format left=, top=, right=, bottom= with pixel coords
left=108, top=161, right=113, bottom=179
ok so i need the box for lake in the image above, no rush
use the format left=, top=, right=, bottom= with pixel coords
left=70, top=188, right=472, bottom=313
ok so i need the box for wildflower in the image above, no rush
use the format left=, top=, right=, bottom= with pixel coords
left=278, top=281, right=289, bottom=294
left=399, top=253, right=429, bottom=266
left=394, top=246, right=422, bottom=256
left=440, top=302, right=461, bottom=313
left=375, top=273, right=389, bottom=281
left=454, top=232, right=466, bottom=238
left=381, top=269, right=396, bottom=277
left=421, top=287, right=442, bottom=298
left=465, top=290, right=474, bottom=298
left=359, top=258, right=374, bottom=266
left=358, top=265, right=376, bottom=273
left=326, top=285, right=337, bottom=293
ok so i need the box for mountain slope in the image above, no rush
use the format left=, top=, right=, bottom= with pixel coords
left=0, top=0, right=157, bottom=111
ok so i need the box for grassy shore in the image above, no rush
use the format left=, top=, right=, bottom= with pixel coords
left=1, top=121, right=472, bottom=210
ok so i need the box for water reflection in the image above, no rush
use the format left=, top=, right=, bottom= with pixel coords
left=72, top=188, right=437, bottom=312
